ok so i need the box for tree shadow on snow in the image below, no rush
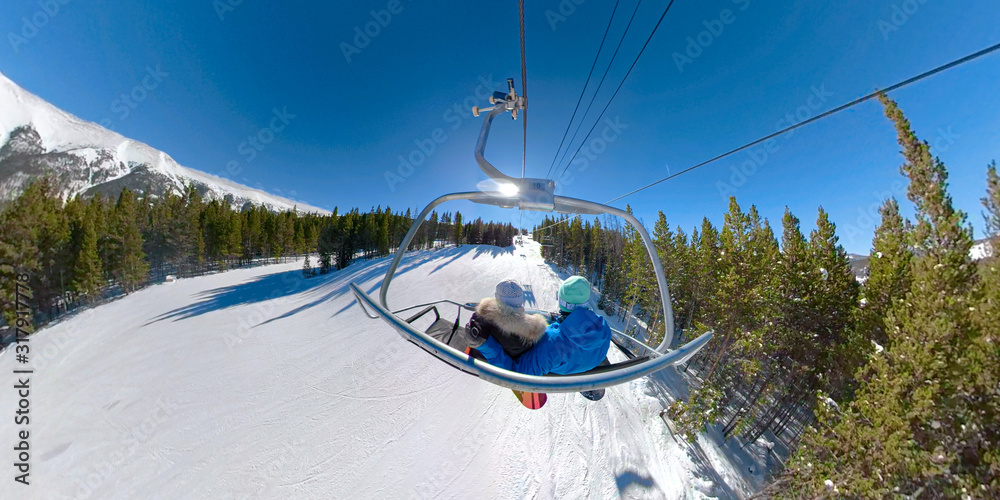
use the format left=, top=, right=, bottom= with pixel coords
left=427, top=246, right=469, bottom=275
left=425, top=244, right=511, bottom=276
left=641, top=368, right=761, bottom=497
left=258, top=253, right=440, bottom=326
left=329, top=254, right=477, bottom=318
left=471, top=244, right=513, bottom=260
left=614, top=470, right=658, bottom=496
left=145, top=252, right=443, bottom=325
left=676, top=426, right=747, bottom=499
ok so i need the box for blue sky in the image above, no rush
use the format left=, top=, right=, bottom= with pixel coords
left=2, top=0, right=998, bottom=253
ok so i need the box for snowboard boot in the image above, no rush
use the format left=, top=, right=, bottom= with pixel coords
left=579, top=357, right=611, bottom=401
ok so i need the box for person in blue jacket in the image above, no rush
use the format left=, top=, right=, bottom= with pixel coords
left=467, top=276, right=612, bottom=378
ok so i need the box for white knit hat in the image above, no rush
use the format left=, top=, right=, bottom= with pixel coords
left=494, top=280, right=525, bottom=310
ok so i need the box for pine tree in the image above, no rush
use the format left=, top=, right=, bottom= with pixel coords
left=376, top=206, right=391, bottom=256
left=983, top=160, right=999, bottom=253
left=88, top=195, right=112, bottom=280
left=971, top=160, right=1000, bottom=494
left=427, top=211, right=439, bottom=249
left=226, top=209, right=243, bottom=265
left=779, top=93, right=993, bottom=497
left=183, top=184, right=205, bottom=270
left=621, top=206, right=652, bottom=333
left=302, top=253, right=314, bottom=278
left=568, top=217, right=585, bottom=272
left=317, top=223, right=336, bottom=274
left=805, top=207, right=860, bottom=400
left=774, top=207, right=815, bottom=386
left=0, top=177, right=68, bottom=322
left=670, top=199, right=778, bottom=439
left=111, top=188, right=149, bottom=292
left=669, top=226, right=693, bottom=331
left=588, top=218, right=604, bottom=280
left=453, top=211, right=463, bottom=246
left=293, top=219, right=307, bottom=256
left=70, top=211, right=103, bottom=300
left=858, top=198, right=912, bottom=348
left=692, top=217, right=720, bottom=327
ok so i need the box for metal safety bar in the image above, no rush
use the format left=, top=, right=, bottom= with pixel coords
left=376, top=191, right=675, bottom=352
left=352, top=281, right=712, bottom=393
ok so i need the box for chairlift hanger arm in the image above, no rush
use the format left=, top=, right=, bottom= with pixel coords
left=474, top=106, right=517, bottom=183
left=471, top=78, right=537, bottom=187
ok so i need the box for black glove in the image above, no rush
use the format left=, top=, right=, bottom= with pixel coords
left=464, top=313, right=490, bottom=348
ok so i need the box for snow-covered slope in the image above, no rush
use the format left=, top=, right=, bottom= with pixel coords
left=0, top=70, right=327, bottom=213
left=0, top=239, right=754, bottom=499
left=971, top=239, right=994, bottom=260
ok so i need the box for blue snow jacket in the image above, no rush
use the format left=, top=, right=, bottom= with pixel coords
left=476, top=307, right=612, bottom=376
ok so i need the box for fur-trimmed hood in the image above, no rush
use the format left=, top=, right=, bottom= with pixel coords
left=475, top=297, right=548, bottom=345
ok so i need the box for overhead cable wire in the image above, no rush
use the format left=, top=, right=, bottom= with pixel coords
left=554, top=0, right=677, bottom=183
left=520, top=0, right=528, bottom=179
left=606, top=40, right=1000, bottom=204
left=534, top=40, right=1000, bottom=233
left=544, top=0, right=623, bottom=180
left=552, top=0, right=646, bottom=177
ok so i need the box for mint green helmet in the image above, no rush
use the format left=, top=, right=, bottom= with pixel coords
left=558, top=276, right=591, bottom=313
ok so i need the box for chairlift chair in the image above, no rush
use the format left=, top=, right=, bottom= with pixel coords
left=350, top=78, right=712, bottom=393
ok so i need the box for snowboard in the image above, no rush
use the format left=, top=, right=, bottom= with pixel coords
left=511, top=390, right=547, bottom=409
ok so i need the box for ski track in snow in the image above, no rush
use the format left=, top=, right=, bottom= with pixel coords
left=0, top=239, right=752, bottom=499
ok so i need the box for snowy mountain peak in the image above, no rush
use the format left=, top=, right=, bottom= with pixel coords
left=0, top=70, right=328, bottom=213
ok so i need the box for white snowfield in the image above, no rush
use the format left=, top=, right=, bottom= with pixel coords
left=0, top=239, right=757, bottom=499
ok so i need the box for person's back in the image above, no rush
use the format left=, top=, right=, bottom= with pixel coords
left=465, top=280, right=547, bottom=358
left=471, top=276, right=612, bottom=377
left=507, top=305, right=611, bottom=375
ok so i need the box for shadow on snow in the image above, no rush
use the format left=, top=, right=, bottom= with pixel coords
left=145, top=245, right=512, bottom=326
left=614, top=470, right=658, bottom=496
